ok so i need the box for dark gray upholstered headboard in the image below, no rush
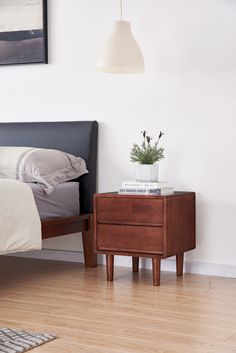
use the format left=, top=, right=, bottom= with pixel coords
left=0, top=121, right=98, bottom=214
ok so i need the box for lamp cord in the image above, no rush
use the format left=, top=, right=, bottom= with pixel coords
left=120, top=0, right=123, bottom=20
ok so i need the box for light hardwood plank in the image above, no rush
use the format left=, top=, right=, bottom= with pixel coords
left=0, top=256, right=236, bottom=353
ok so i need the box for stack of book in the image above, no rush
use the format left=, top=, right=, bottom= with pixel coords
left=118, top=181, right=174, bottom=196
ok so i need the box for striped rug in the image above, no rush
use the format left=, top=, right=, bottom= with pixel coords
left=0, top=328, right=56, bottom=353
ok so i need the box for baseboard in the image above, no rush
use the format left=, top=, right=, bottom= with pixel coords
left=113, top=255, right=236, bottom=278
left=10, top=249, right=236, bottom=278
left=9, top=249, right=79, bottom=261
left=9, top=249, right=104, bottom=265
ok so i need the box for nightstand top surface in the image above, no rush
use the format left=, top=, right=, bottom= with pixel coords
left=95, top=191, right=195, bottom=199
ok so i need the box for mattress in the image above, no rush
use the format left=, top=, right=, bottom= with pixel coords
left=28, top=182, right=80, bottom=220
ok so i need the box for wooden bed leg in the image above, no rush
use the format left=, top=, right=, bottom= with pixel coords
left=82, top=215, right=97, bottom=268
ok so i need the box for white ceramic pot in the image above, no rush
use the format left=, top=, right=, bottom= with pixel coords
left=135, top=164, right=158, bottom=182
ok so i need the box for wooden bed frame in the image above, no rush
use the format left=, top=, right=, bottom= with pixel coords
left=0, top=121, right=98, bottom=268
left=42, top=214, right=96, bottom=267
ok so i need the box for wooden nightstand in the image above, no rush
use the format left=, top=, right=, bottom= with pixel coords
left=93, top=192, right=196, bottom=286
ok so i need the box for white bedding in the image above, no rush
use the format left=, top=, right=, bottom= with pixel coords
left=0, top=179, right=41, bottom=255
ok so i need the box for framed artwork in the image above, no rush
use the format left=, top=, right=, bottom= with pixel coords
left=0, top=0, right=48, bottom=65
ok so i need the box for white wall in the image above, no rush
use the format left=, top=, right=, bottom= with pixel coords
left=2, top=0, right=236, bottom=270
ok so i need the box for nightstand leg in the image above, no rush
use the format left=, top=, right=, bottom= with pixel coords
left=176, top=252, right=184, bottom=276
left=152, top=257, right=161, bottom=286
left=106, top=254, right=114, bottom=281
left=132, top=257, right=139, bottom=272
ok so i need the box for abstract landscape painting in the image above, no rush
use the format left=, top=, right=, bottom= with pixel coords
left=0, top=0, right=47, bottom=65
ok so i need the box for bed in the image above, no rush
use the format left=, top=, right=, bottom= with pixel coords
left=0, top=121, right=98, bottom=267
left=29, top=182, right=81, bottom=220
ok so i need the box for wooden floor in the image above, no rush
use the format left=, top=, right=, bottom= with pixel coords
left=0, top=257, right=236, bottom=353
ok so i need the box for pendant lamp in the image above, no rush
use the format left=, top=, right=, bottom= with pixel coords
left=96, top=0, right=144, bottom=74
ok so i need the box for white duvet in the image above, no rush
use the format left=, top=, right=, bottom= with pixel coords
left=0, top=179, right=41, bottom=255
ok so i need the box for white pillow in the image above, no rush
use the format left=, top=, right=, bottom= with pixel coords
left=0, top=147, right=88, bottom=194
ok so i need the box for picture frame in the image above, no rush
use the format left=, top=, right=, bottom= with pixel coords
left=0, top=0, right=48, bottom=66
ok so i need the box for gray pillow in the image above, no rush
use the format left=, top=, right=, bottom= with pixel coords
left=0, top=147, right=88, bottom=194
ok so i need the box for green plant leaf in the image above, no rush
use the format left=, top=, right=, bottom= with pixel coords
left=130, top=131, right=165, bottom=164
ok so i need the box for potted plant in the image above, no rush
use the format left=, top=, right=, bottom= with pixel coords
left=130, top=130, right=164, bottom=181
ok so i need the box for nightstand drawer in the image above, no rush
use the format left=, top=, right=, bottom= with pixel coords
left=96, top=197, right=163, bottom=225
left=96, top=224, right=164, bottom=254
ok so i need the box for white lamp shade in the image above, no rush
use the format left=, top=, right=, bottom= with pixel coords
left=96, top=21, right=144, bottom=74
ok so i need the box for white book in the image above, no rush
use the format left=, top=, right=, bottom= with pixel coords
left=122, top=180, right=172, bottom=189
left=118, top=187, right=174, bottom=196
